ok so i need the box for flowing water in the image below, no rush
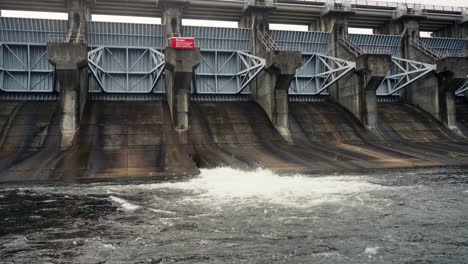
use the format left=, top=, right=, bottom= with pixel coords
left=1, top=167, right=468, bottom=263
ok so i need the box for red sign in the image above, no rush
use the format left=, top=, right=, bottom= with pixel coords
left=170, top=37, right=195, bottom=50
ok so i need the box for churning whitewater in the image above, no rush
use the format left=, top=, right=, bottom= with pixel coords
left=106, top=167, right=387, bottom=208
left=1, top=167, right=468, bottom=263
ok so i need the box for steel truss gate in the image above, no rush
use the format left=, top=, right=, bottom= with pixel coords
left=185, top=26, right=264, bottom=94
left=348, top=33, right=438, bottom=96
left=88, top=22, right=166, bottom=94
left=271, top=30, right=355, bottom=95
left=0, top=18, right=66, bottom=93
left=2, top=18, right=465, bottom=98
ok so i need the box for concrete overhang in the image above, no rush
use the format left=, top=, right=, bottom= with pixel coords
left=0, top=0, right=464, bottom=31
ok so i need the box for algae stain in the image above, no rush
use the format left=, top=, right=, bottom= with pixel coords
left=0, top=103, right=24, bottom=149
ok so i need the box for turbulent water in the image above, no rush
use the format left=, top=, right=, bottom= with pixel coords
left=1, top=167, right=468, bottom=263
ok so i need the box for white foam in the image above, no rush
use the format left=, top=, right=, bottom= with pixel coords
left=98, top=242, right=116, bottom=250
left=123, top=167, right=385, bottom=208
left=109, top=196, right=141, bottom=211
left=365, top=247, right=380, bottom=258
left=148, top=208, right=176, bottom=215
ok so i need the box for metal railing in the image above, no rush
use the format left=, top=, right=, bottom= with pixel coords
left=411, top=39, right=439, bottom=60
left=338, top=35, right=363, bottom=56
left=257, top=30, right=281, bottom=54
left=244, top=0, right=277, bottom=8
left=435, top=50, right=468, bottom=58
left=357, top=46, right=396, bottom=55
left=321, top=0, right=352, bottom=15
left=281, top=0, right=467, bottom=13
left=48, top=33, right=85, bottom=44
left=412, top=39, right=468, bottom=59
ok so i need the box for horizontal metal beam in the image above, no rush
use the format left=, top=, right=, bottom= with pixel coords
left=1, top=0, right=465, bottom=31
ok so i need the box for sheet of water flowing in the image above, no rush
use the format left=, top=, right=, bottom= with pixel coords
left=1, top=167, right=468, bottom=263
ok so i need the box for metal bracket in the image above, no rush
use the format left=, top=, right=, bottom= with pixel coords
left=377, top=57, right=436, bottom=96
left=455, top=79, right=468, bottom=96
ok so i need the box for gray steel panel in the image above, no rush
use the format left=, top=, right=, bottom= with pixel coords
left=270, top=30, right=329, bottom=54
left=1, top=43, right=55, bottom=92
left=420, top=37, right=466, bottom=57
left=290, top=54, right=355, bottom=95
left=0, top=18, right=62, bottom=93
left=88, top=46, right=165, bottom=94
left=194, top=50, right=262, bottom=94
left=184, top=26, right=251, bottom=51
left=88, top=21, right=165, bottom=48
left=185, top=26, right=257, bottom=94
left=0, top=17, right=67, bottom=43
left=349, top=34, right=401, bottom=55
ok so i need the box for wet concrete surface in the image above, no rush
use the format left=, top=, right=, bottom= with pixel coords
left=376, top=103, right=468, bottom=166
left=0, top=101, right=62, bottom=182
left=0, top=100, right=468, bottom=182
left=456, top=101, right=468, bottom=136
left=0, top=101, right=198, bottom=183
left=52, top=101, right=199, bottom=179
left=289, top=102, right=437, bottom=170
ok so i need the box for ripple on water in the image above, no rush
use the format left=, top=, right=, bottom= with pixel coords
left=0, top=167, right=467, bottom=263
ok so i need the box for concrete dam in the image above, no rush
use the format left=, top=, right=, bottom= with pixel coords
left=1, top=0, right=468, bottom=182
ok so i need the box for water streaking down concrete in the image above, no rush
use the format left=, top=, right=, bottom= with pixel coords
left=1, top=100, right=468, bottom=182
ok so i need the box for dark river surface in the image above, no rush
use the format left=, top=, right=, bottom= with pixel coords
left=1, top=167, right=468, bottom=263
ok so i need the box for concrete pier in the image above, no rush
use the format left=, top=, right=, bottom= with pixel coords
left=318, top=3, right=392, bottom=130
left=47, top=43, right=87, bottom=149
left=47, top=0, right=92, bottom=149
left=240, top=1, right=302, bottom=140
left=436, top=57, right=468, bottom=130
left=329, top=54, right=392, bottom=130
left=252, top=51, right=301, bottom=139
left=160, top=0, right=200, bottom=130
left=165, top=47, right=200, bottom=130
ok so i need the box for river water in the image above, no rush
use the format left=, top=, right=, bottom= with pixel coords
left=0, top=167, right=467, bottom=263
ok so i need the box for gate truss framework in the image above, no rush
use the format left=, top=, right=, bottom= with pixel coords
left=377, top=57, right=436, bottom=96
left=193, top=50, right=265, bottom=94
left=291, top=53, right=355, bottom=95
left=0, top=43, right=55, bottom=93
left=456, top=79, right=468, bottom=96
left=88, top=46, right=165, bottom=93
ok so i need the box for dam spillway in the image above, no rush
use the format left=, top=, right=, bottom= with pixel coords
left=1, top=0, right=468, bottom=182
left=1, top=98, right=468, bottom=182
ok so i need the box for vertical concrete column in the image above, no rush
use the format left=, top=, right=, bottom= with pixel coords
left=159, top=0, right=200, bottom=131
left=48, top=0, right=93, bottom=149
left=165, top=48, right=200, bottom=130
left=239, top=1, right=302, bottom=141
left=432, top=15, right=468, bottom=106
left=436, top=57, right=468, bottom=130
left=328, top=53, right=391, bottom=130
left=388, top=17, right=444, bottom=124
left=159, top=0, right=185, bottom=39
left=315, top=5, right=391, bottom=130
